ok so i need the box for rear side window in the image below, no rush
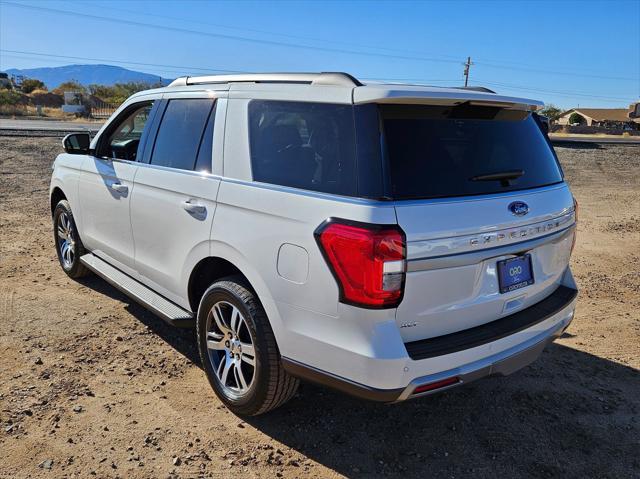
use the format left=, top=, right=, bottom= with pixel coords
left=194, top=103, right=216, bottom=173
left=150, top=99, right=214, bottom=171
left=382, top=104, right=563, bottom=199
left=248, top=100, right=357, bottom=196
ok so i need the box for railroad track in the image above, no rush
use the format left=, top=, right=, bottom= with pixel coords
left=0, top=127, right=101, bottom=137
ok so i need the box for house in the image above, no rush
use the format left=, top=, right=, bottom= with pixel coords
left=556, top=104, right=640, bottom=129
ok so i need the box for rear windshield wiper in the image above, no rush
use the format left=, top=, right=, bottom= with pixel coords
left=470, top=169, right=524, bottom=187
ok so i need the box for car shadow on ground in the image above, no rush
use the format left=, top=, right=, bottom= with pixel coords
left=550, top=140, right=603, bottom=150
left=77, top=275, right=200, bottom=364
left=79, top=276, right=639, bottom=478
left=246, top=345, right=639, bottom=478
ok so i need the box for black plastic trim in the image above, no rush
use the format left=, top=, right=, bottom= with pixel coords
left=405, top=285, right=578, bottom=360
left=95, top=99, right=159, bottom=161
left=313, top=217, right=406, bottom=310
left=281, top=357, right=403, bottom=402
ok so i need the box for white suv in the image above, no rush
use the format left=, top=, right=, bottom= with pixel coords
left=50, top=72, right=578, bottom=415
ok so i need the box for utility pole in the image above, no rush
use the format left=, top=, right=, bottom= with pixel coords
left=463, top=56, right=473, bottom=87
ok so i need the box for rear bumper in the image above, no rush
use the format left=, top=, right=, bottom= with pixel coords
left=395, top=306, right=573, bottom=401
left=282, top=284, right=577, bottom=402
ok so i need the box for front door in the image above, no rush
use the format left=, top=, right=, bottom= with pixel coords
left=78, top=101, right=158, bottom=273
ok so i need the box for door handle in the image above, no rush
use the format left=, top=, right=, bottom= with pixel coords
left=110, top=182, right=128, bottom=194
left=182, top=200, right=206, bottom=214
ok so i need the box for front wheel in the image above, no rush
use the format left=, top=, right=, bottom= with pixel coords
left=196, top=277, right=299, bottom=416
left=53, top=200, right=90, bottom=279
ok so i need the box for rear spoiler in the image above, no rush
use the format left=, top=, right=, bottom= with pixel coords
left=353, top=86, right=543, bottom=111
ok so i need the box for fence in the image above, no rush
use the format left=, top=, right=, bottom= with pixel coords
left=91, top=100, right=119, bottom=119
left=550, top=124, right=640, bottom=136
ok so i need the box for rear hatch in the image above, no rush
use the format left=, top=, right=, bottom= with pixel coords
left=377, top=103, right=575, bottom=342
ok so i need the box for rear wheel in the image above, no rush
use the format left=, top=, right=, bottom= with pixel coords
left=53, top=200, right=90, bottom=278
left=196, top=277, right=299, bottom=415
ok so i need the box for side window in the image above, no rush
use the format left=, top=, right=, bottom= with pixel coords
left=248, top=100, right=357, bottom=196
left=150, top=99, right=214, bottom=171
left=102, top=102, right=154, bottom=161
left=194, top=103, right=216, bottom=173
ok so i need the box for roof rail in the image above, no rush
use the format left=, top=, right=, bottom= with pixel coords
left=168, top=72, right=362, bottom=88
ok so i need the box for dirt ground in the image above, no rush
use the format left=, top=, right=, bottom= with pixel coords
left=0, top=136, right=638, bottom=479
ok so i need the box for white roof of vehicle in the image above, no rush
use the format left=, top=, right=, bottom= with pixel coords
left=162, top=72, right=543, bottom=110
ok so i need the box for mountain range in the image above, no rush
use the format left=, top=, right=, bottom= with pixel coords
left=3, top=64, right=173, bottom=88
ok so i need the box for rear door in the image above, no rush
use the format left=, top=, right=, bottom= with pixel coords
left=130, top=95, right=224, bottom=308
left=380, top=104, right=576, bottom=342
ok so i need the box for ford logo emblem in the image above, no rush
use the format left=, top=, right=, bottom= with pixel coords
left=508, top=201, right=529, bottom=216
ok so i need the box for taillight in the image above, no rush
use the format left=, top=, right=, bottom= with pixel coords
left=315, top=219, right=406, bottom=308
left=571, top=196, right=578, bottom=255
left=413, top=377, right=460, bottom=395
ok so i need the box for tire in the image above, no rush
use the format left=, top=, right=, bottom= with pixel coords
left=53, top=199, right=90, bottom=279
left=196, top=277, right=299, bottom=416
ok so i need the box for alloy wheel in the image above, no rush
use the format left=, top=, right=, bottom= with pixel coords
left=205, top=301, right=256, bottom=395
left=57, top=211, right=75, bottom=268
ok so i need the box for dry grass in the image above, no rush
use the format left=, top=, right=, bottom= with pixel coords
left=0, top=105, right=80, bottom=119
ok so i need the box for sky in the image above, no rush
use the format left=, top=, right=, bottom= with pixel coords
left=0, top=0, right=638, bottom=109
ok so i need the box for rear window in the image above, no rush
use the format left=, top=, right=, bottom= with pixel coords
left=248, top=100, right=357, bottom=196
left=381, top=104, right=563, bottom=199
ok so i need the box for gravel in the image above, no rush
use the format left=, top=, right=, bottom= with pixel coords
left=0, top=136, right=638, bottom=478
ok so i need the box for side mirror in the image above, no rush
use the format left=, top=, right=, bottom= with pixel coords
left=62, top=132, right=91, bottom=154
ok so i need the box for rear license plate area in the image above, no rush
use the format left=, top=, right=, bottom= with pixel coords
left=497, top=254, right=534, bottom=294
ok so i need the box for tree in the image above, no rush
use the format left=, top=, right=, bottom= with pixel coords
left=568, top=112, right=585, bottom=125
left=21, top=78, right=47, bottom=94
left=52, top=80, right=86, bottom=95
left=88, top=81, right=157, bottom=105
left=539, top=104, right=562, bottom=121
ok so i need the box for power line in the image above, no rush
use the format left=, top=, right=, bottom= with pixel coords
left=363, top=77, right=460, bottom=84
left=473, top=56, right=632, bottom=78
left=359, top=74, right=634, bottom=102
left=0, top=49, right=247, bottom=75
left=0, top=2, right=462, bottom=66
left=0, top=49, right=632, bottom=104
left=473, top=79, right=632, bottom=102
left=70, top=0, right=465, bottom=64
left=70, top=0, right=640, bottom=82
left=475, top=60, right=638, bottom=82
left=0, top=53, right=197, bottom=77
left=0, top=49, right=459, bottom=85
left=2, top=1, right=638, bottom=82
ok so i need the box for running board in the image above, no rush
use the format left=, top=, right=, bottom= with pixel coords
left=80, top=253, right=194, bottom=328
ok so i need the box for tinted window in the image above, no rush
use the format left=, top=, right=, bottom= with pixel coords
left=103, top=102, right=154, bottom=161
left=151, top=99, right=214, bottom=170
left=248, top=100, right=357, bottom=196
left=194, top=103, right=216, bottom=173
left=382, top=104, right=563, bottom=199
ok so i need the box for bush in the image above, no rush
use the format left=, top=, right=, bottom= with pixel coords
left=568, top=112, right=585, bottom=125
left=0, top=89, right=23, bottom=105
left=88, top=81, right=158, bottom=105
left=21, top=78, right=47, bottom=94
left=52, top=80, right=86, bottom=95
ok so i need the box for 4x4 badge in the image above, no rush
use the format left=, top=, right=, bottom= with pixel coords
left=508, top=201, right=529, bottom=216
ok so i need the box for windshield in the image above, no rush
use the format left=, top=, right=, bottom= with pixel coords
left=381, top=104, right=563, bottom=200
